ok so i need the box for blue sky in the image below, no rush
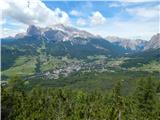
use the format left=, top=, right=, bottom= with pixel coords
left=1, top=0, right=159, bottom=40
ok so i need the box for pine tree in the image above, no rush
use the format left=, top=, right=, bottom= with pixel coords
left=134, top=77, right=157, bottom=119
left=108, top=81, right=124, bottom=120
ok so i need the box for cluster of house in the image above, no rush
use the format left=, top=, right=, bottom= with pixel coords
left=44, top=63, right=81, bottom=79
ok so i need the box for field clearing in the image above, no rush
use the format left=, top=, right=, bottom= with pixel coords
left=2, top=57, right=37, bottom=77
left=128, top=61, right=160, bottom=72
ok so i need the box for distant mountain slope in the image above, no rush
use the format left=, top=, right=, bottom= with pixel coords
left=106, top=36, right=147, bottom=51
left=144, top=33, right=160, bottom=50
left=121, top=48, right=160, bottom=68
left=1, top=36, right=42, bottom=70
left=1, top=25, right=127, bottom=71
left=106, top=33, right=160, bottom=51
left=26, top=24, right=94, bottom=41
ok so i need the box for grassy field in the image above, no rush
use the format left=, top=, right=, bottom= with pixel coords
left=128, top=61, right=160, bottom=72
left=138, top=61, right=160, bottom=72
left=2, top=56, right=37, bottom=77
left=2, top=54, right=82, bottom=79
left=40, top=56, right=65, bottom=71
left=13, top=56, right=30, bottom=67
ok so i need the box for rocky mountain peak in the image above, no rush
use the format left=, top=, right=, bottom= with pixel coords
left=25, top=24, right=95, bottom=42
left=144, top=33, right=160, bottom=50
left=27, top=25, right=41, bottom=36
left=106, top=36, right=147, bottom=51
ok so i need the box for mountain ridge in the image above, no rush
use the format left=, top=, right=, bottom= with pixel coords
left=3, top=24, right=160, bottom=52
left=106, top=34, right=160, bottom=51
left=26, top=24, right=96, bottom=42
left=1, top=24, right=128, bottom=71
left=144, top=33, right=160, bottom=50
left=2, top=25, right=159, bottom=53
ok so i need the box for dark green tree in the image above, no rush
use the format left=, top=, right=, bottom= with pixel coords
left=108, top=81, right=124, bottom=120
left=134, top=77, right=158, bottom=119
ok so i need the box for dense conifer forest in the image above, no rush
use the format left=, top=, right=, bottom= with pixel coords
left=2, top=76, right=160, bottom=120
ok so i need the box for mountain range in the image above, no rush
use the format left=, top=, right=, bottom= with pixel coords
left=2, top=25, right=128, bottom=59
left=144, top=33, right=160, bottom=50
left=1, top=24, right=160, bottom=72
left=7, top=24, right=160, bottom=52
left=16, top=24, right=95, bottom=42
left=106, top=33, right=160, bottom=51
left=1, top=25, right=124, bottom=71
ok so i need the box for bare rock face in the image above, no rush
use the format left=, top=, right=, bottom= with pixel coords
left=16, top=24, right=160, bottom=51
left=25, top=24, right=95, bottom=43
left=27, top=25, right=41, bottom=36
left=106, top=36, right=147, bottom=51
left=43, top=28, right=68, bottom=42
left=144, top=33, right=160, bottom=50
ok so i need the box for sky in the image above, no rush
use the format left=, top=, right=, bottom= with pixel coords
left=0, top=0, right=159, bottom=40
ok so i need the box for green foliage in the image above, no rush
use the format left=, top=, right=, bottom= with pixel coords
left=1, top=46, right=25, bottom=71
left=7, top=76, right=25, bottom=92
left=133, top=77, right=159, bottom=119
left=2, top=77, right=160, bottom=120
left=1, top=36, right=127, bottom=72
left=35, top=57, right=41, bottom=73
left=2, top=57, right=36, bottom=78
left=27, top=71, right=160, bottom=95
left=121, top=48, right=160, bottom=68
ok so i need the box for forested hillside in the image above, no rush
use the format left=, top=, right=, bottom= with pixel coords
left=121, top=48, right=160, bottom=68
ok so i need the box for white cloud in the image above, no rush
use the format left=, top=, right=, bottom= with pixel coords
left=93, top=4, right=159, bottom=40
left=81, top=17, right=159, bottom=40
left=0, top=19, right=6, bottom=25
left=76, top=18, right=87, bottom=26
left=90, top=11, right=106, bottom=25
left=2, top=0, right=70, bottom=27
left=70, top=10, right=82, bottom=17
left=0, top=0, right=9, bottom=11
left=109, top=3, right=121, bottom=8
left=126, top=6, right=159, bottom=19
left=122, top=0, right=155, bottom=2
left=0, top=23, right=27, bottom=38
